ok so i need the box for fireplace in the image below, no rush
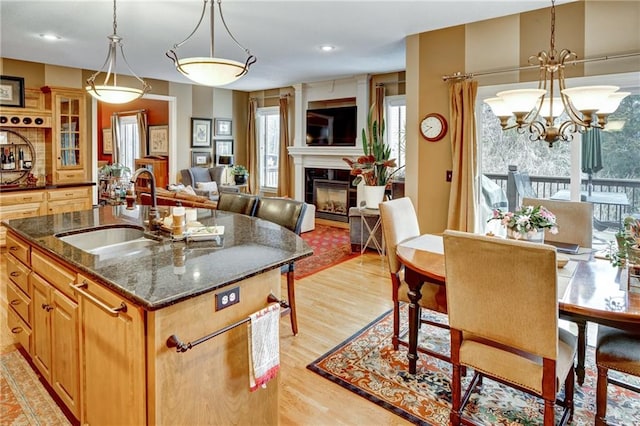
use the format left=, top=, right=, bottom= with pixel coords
left=305, top=168, right=356, bottom=222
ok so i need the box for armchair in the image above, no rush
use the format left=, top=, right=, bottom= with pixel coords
left=180, top=166, right=239, bottom=201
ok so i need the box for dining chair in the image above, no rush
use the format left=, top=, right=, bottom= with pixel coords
left=216, top=192, right=258, bottom=216
left=443, top=230, right=576, bottom=426
left=379, top=197, right=449, bottom=359
left=253, top=197, right=307, bottom=335
left=523, top=197, right=593, bottom=248
left=595, top=325, right=640, bottom=425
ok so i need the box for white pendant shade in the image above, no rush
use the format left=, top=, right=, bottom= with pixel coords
left=597, top=92, right=630, bottom=114
left=496, top=89, right=545, bottom=113
left=484, top=97, right=513, bottom=117
left=561, top=85, right=618, bottom=111
left=176, top=57, right=246, bottom=87
left=539, top=97, right=565, bottom=119
left=85, top=85, right=145, bottom=104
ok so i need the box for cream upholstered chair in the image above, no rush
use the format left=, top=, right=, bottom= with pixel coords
left=379, top=197, right=448, bottom=357
left=522, top=197, right=593, bottom=248
left=443, top=230, right=576, bottom=426
left=595, top=326, right=640, bottom=425
left=254, top=197, right=307, bottom=335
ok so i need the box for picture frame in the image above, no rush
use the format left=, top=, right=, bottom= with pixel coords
left=148, top=124, right=169, bottom=156
left=102, top=128, right=113, bottom=155
left=214, top=118, right=232, bottom=137
left=214, top=139, right=234, bottom=165
left=191, top=118, right=212, bottom=147
left=0, top=76, right=25, bottom=108
left=191, top=150, right=212, bottom=168
left=0, top=131, right=8, bottom=145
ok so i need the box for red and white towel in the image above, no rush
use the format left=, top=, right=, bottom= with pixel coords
left=248, top=303, right=280, bottom=392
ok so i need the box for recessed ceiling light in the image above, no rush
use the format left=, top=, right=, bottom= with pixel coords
left=320, top=45, right=335, bottom=52
left=40, top=33, right=61, bottom=41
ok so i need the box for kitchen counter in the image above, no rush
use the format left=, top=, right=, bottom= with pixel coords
left=3, top=204, right=312, bottom=310
left=0, top=181, right=95, bottom=192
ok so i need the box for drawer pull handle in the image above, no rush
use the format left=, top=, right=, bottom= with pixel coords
left=22, top=197, right=32, bottom=201
left=41, top=303, right=54, bottom=312
left=71, top=281, right=127, bottom=316
left=65, top=193, right=73, bottom=196
left=10, top=299, right=21, bottom=306
left=10, top=271, right=20, bottom=277
left=9, top=246, right=19, bottom=252
left=11, top=327, right=23, bottom=334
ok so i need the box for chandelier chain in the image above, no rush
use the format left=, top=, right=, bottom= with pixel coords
left=112, top=0, right=118, bottom=36
left=549, top=0, right=556, bottom=53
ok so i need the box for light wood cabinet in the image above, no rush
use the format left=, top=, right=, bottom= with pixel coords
left=30, top=249, right=80, bottom=418
left=77, top=274, right=146, bottom=426
left=6, top=233, right=32, bottom=352
left=0, top=190, right=46, bottom=245
left=46, top=186, right=92, bottom=214
left=134, top=156, right=168, bottom=194
left=43, top=87, right=87, bottom=184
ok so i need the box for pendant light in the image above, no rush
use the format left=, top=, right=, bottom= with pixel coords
left=86, top=0, right=150, bottom=104
left=166, top=0, right=256, bottom=87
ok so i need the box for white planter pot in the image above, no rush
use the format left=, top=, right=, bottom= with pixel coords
left=363, top=185, right=386, bottom=209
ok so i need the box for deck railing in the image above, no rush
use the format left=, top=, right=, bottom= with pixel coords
left=485, top=170, right=640, bottom=228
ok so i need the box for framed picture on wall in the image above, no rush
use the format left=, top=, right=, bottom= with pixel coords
left=102, top=128, right=113, bottom=155
left=191, top=150, right=212, bottom=168
left=214, top=139, right=233, bottom=165
left=214, top=118, right=232, bottom=137
left=191, top=118, right=212, bottom=147
left=149, top=124, right=169, bottom=155
left=0, top=76, right=25, bottom=108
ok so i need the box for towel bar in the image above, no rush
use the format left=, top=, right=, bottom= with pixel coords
left=166, top=293, right=283, bottom=353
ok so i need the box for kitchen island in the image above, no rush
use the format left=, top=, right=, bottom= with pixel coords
left=4, top=205, right=312, bottom=425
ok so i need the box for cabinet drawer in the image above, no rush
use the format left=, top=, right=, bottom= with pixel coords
left=47, top=187, right=91, bottom=202
left=47, top=199, right=91, bottom=215
left=0, top=191, right=45, bottom=205
left=32, top=249, right=77, bottom=302
left=0, top=202, right=45, bottom=222
left=54, top=170, right=85, bottom=184
left=6, top=233, right=31, bottom=266
left=8, top=280, right=31, bottom=325
left=8, top=306, right=32, bottom=353
left=7, top=253, right=31, bottom=294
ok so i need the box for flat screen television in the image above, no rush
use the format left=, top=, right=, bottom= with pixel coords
left=306, top=106, right=357, bottom=146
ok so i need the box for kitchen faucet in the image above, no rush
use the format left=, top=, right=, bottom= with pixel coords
left=131, top=168, right=161, bottom=231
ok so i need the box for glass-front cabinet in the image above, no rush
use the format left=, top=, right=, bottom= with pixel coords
left=43, top=87, right=87, bottom=184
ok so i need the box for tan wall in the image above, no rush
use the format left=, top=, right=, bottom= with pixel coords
left=407, top=0, right=640, bottom=233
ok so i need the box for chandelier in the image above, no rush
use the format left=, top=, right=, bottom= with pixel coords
left=484, top=0, right=629, bottom=147
left=85, top=0, right=150, bottom=104
left=166, top=0, right=256, bottom=87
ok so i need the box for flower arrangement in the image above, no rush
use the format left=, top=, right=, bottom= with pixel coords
left=343, top=113, right=397, bottom=186
left=488, top=205, right=558, bottom=240
left=608, top=216, right=640, bottom=266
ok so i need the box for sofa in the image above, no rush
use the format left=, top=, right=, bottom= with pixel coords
left=179, top=166, right=239, bottom=201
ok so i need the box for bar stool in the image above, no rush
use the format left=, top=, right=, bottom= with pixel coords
left=595, top=325, right=640, bottom=425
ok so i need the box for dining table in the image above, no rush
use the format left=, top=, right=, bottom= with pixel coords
left=396, top=233, right=640, bottom=384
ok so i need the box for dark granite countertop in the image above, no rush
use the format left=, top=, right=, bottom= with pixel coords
left=0, top=182, right=95, bottom=192
left=3, top=205, right=312, bottom=311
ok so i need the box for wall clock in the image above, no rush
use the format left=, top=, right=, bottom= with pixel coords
left=420, top=113, right=448, bottom=142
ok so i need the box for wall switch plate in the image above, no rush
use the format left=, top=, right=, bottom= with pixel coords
left=215, top=287, right=240, bottom=311
left=446, top=170, right=453, bottom=182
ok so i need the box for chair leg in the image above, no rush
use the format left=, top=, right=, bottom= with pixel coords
left=543, top=397, right=555, bottom=426
left=287, top=264, right=298, bottom=336
left=392, top=300, right=400, bottom=350
left=564, top=366, right=575, bottom=422
left=596, top=366, right=609, bottom=426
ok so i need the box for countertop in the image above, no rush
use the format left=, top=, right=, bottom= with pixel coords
left=3, top=205, right=312, bottom=310
left=0, top=182, right=95, bottom=192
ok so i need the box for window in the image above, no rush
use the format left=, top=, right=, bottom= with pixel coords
left=117, top=115, right=141, bottom=174
left=256, top=107, right=280, bottom=190
left=385, top=95, right=406, bottom=177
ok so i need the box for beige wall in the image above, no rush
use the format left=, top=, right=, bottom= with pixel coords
left=406, top=0, right=640, bottom=233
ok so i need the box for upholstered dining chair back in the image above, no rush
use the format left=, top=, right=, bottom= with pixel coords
left=216, top=192, right=258, bottom=216
left=254, top=197, right=307, bottom=235
left=379, top=197, right=421, bottom=274
left=443, top=230, right=576, bottom=425
left=523, top=197, right=593, bottom=248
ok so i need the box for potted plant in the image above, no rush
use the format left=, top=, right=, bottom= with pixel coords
left=99, top=162, right=131, bottom=179
left=488, top=205, right=559, bottom=243
left=231, top=165, right=249, bottom=185
left=343, top=112, right=398, bottom=208
left=610, top=216, right=640, bottom=266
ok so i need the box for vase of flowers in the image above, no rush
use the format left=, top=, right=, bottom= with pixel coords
left=343, top=113, right=399, bottom=209
left=488, top=205, right=558, bottom=243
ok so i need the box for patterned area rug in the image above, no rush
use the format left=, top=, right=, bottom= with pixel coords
left=0, top=350, right=70, bottom=426
left=295, top=224, right=358, bottom=279
left=307, top=306, right=640, bottom=425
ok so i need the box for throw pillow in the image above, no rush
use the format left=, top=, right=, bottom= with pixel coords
left=196, top=181, right=219, bottom=194
left=183, top=185, right=197, bottom=196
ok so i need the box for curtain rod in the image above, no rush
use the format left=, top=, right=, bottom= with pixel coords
left=112, top=109, right=147, bottom=115
left=442, top=52, right=640, bottom=81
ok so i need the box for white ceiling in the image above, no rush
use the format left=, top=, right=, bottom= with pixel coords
left=0, top=0, right=574, bottom=92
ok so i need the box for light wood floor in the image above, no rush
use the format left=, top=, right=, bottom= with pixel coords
left=0, top=246, right=412, bottom=425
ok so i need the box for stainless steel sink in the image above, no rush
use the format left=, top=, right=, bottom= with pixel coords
left=56, top=226, right=161, bottom=260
